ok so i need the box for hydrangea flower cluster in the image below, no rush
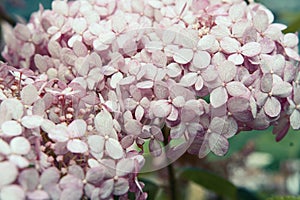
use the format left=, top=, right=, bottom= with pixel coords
left=0, top=0, right=300, bottom=199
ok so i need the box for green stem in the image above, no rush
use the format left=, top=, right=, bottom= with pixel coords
left=162, top=125, right=177, bottom=200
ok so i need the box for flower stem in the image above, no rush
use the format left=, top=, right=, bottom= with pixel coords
left=162, top=125, right=177, bottom=200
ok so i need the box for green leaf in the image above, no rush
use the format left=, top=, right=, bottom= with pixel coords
left=178, top=167, right=237, bottom=200
left=283, top=13, right=300, bottom=33
left=267, top=196, right=300, bottom=200
left=237, top=187, right=261, bottom=200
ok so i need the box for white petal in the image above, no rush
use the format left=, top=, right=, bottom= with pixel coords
left=179, top=73, right=198, bottom=87
left=10, top=136, right=30, bottom=155
left=197, top=35, right=216, bottom=50
left=21, top=84, right=38, bottom=105
left=0, top=185, right=25, bottom=200
left=192, top=51, right=211, bottom=69
left=148, top=0, right=163, bottom=8
left=21, top=115, right=44, bottom=129
left=226, top=81, right=249, bottom=97
left=116, top=159, right=135, bottom=176
left=136, top=81, right=154, bottom=89
left=228, top=53, right=244, bottom=65
left=48, top=125, right=69, bottom=142
left=88, top=135, right=105, bottom=153
left=110, top=72, right=123, bottom=89
left=220, top=37, right=240, bottom=54
left=209, top=133, right=229, bottom=156
left=95, top=109, right=114, bottom=136
left=72, top=18, right=87, bottom=33
left=272, top=82, right=292, bottom=98
left=290, top=110, right=300, bottom=129
left=152, top=101, right=172, bottom=118
left=217, top=61, right=237, bottom=82
left=52, top=0, right=68, bottom=15
left=173, top=48, right=193, bottom=64
left=9, top=155, right=29, bottom=168
left=264, top=97, right=281, bottom=117
left=253, top=10, right=269, bottom=32
left=106, top=138, right=123, bottom=159
left=124, top=120, right=142, bottom=136
left=0, top=139, right=10, bottom=155
left=285, top=48, right=300, bottom=61
left=67, top=139, right=88, bottom=153
left=210, top=87, right=228, bottom=108
left=0, top=161, right=18, bottom=187
left=113, top=178, right=129, bottom=196
left=1, top=121, right=22, bottom=136
left=135, top=105, right=144, bottom=122
left=100, top=179, right=114, bottom=199
left=1, top=99, right=24, bottom=120
left=166, top=63, right=182, bottom=77
left=145, top=41, right=163, bottom=52
left=67, top=119, right=87, bottom=138
left=241, top=42, right=261, bottom=57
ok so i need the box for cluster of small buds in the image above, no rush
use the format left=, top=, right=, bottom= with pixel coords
left=0, top=0, right=300, bottom=199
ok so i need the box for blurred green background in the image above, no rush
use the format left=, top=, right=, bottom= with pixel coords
left=0, top=0, right=300, bottom=200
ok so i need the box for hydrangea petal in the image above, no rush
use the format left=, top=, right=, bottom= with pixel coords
left=86, top=167, right=105, bottom=185
left=290, top=110, right=300, bottom=130
left=0, top=161, right=18, bottom=187
left=179, top=73, right=197, bottom=87
left=228, top=53, right=244, bottom=65
left=10, top=136, right=30, bottom=155
left=116, top=159, right=135, bottom=176
left=114, top=178, right=129, bottom=196
left=152, top=100, right=172, bottom=118
left=1, top=99, right=24, bottom=120
left=210, top=87, right=228, bottom=108
left=21, top=84, right=38, bottom=105
left=106, top=138, right=123, bottom=159
left=192, top=51, right=211, bottom=69
left=264, top=97, right=281, bottom=117
left=67, top=139, right=88, bottom=153
left=220, top=37, right=240, bottom=54
left=88, top=135, right=105, bottom=153
left=95, top=109, right=114, bottom=136
left=253, top=10, right=269, bottom=32
left=9, top=155, right=29, bottom=168
left=226, top=81, right=249, bottom=97
left=166, top=63, right=182, bottom=77
left=272, top=82, right=292, bottom=98
left=241, top=42, right=261, bottom=57
left=48, top=125, right=69, bottom=142
left=149, top=139, right=162, bottom=157
left=0, top=185, right=25, bottom=200
left=1, top=120, right=22, bottom=137
left=173, top=48, right=193, bottom=64
left=100, top=179, right=114, bottom=199
left=209, top=133, right=229, bottom=156
left=0, top=139, right=10, bottom=155
left=21, top=115, right=44, bottom=129
left=67, top=119, right=86, bottom=138
left=217, top=61, right=237, bottom=82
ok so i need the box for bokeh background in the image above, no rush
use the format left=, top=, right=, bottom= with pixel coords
left=0, top=0, right=300, bottom=199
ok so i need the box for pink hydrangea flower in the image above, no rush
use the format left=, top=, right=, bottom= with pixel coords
left=0, top=0, right=299, bottom=199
